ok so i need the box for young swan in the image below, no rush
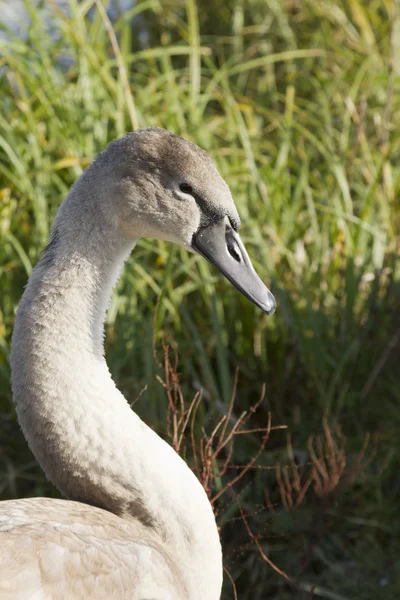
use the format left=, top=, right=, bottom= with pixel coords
left=2, top=128, right=275, bottom=600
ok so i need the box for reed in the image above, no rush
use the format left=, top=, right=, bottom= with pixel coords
left=0, top=1, right=399, bottom=597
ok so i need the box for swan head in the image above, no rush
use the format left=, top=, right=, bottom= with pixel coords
left=87, top=127, right=276, bottom=315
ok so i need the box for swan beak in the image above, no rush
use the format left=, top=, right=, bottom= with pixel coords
left=191, top=217, right=276, bottom=315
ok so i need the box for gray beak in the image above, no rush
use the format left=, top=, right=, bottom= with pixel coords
left=192, top=217, right=276, bottom=315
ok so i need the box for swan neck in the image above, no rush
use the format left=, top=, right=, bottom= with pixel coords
left=10, top=202, right=222, bottom=599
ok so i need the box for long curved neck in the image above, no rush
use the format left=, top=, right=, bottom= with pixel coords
left=10, top=194, right=222, bottom=599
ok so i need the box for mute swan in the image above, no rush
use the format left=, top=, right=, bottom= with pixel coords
left=0, top=128, right=275, bottom=600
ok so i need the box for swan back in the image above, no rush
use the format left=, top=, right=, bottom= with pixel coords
left=0, top=498, right=187, bottom=599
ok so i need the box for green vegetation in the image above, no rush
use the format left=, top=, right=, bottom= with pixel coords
left=0, top=0, right=399, bottom=597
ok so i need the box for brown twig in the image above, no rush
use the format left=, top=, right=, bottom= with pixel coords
left=158, top=344, right=289, bottom=582
left=129, top=384, right=148, bottom=408
left=211, top=412, right=272, bottom=505
left=234, top=492, right=291, bottom=581
left=223, top=565, right=238, bottom=600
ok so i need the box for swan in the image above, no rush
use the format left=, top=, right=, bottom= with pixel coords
left=0, top=127, right=276, bottom=600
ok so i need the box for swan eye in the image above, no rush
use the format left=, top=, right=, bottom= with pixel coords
left=179, top=183, right=193, bottom=195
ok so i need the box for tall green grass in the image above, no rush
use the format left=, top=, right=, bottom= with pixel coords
left=0, top=1, right=399, bottom=597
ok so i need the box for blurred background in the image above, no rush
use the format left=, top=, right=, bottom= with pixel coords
left=0, top=0, right=399, bottom=598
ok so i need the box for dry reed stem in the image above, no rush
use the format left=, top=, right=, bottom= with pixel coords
left=94, top=0, right=139, bottom=130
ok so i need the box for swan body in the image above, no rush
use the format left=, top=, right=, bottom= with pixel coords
left=1, top=498, right=186, bottom=599
left=1, top=128, right=275, bottom=599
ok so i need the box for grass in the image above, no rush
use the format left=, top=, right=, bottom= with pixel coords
left=0, top=0, right=399, bottom=597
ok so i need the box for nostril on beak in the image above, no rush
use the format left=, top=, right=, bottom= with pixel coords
left=227, top=238, right=242, bottom=263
